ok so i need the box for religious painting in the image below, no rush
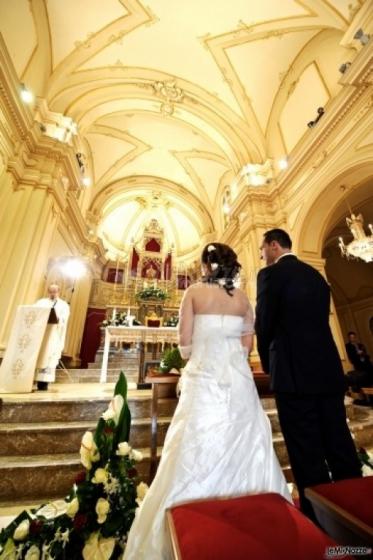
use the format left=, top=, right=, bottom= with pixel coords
left=143, top=360, right=161, bottom=378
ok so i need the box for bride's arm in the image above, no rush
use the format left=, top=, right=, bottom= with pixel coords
left=241, top=301, right=255, bottom=355
left=178, top=288, right=194, bottom=359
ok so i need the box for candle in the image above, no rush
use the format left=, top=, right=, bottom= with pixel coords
left=112, top=307, right=116, bottom=320
left=113, top=255, right=120, bottom=301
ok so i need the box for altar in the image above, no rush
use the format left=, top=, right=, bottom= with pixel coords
left=100, top=325, right=178, bottom=385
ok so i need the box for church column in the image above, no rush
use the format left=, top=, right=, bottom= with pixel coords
left=299, top=254, right=349, bottom=370
left=237, top=226, right=263, bottom=366
left=0, top=181, right=58, bottom=352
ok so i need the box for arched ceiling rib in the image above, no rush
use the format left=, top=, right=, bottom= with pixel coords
left=0, top=0, right=361, bottom=259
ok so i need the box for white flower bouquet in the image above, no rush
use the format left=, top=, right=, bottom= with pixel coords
left=0, top=373, right=148, bottom=560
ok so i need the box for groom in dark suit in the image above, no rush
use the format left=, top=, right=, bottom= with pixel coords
left=255, top=229, right=361, bottom=521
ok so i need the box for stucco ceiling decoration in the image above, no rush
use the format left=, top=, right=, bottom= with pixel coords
left=96, top=181, right=209, bottom=258
left=0, top=0, right=361, bottom=259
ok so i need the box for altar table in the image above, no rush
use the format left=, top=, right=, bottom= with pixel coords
left=100, top=325, right=178, bottom=384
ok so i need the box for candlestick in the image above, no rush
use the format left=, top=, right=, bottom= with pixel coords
left=113, top=255, right=120, bottom=302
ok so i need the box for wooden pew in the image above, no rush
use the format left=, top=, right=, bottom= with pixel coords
left=145, top=374, right=179, bottom=482
left=305, top=477, right=373, bottom=549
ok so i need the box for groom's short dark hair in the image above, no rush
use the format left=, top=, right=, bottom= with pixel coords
left=264, top=229, right=292, bottom=249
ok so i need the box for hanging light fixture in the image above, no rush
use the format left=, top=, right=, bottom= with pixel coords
left=20, top=83, right=33, bottom=103
left=338, top=213, right=373, bottom=263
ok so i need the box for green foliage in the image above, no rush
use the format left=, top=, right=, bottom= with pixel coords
left=159, top=347, right=186, bottom=373
left=358, top=447, right=373, bottom=469
left=135, top=286, right=168, bottom=301
left=163, top=315, right=179, bottom=327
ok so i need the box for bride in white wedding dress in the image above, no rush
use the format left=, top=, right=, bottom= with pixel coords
left=124, top=243, right=291, bottom=559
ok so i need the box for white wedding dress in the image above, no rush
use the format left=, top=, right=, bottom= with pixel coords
left=124, top=312, right=291, bottom=560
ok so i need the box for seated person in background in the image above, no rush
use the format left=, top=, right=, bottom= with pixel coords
left=345, top=331, right=373, bottom=378
left=345, top=331, right=373, bottom=401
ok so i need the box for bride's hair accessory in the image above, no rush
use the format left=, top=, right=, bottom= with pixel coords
left=202, top=242, right=241, bottom=297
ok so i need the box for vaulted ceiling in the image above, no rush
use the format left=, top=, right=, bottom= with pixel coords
left=0, top=0, right=363, bottom=260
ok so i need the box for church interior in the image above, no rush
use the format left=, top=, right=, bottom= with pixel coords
left=0, top=0, right=373, bottom=556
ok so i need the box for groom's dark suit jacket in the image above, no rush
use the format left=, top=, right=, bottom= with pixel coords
left=255, top=255, right=346, bottom=394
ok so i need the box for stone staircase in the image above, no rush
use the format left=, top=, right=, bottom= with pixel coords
left=55, top=368, right=139, bottom=385
left=0, top=388, right=372, bottom=506
left=55, top=350, right=156, bottom=385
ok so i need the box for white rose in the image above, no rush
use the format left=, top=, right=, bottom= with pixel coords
left=102, top=408, right=115, bottom=421
left=25, top=545, right=40, bottom=560
left=102, top=395, right=124, bottom=426
left=362, top=464, right=373, bottom=477
left=136, top=482, right=149, bottom=502
left=131, top=449, right=143, bottom=462
left=66, top=497, right=79, bottom=518
left=92, top=468, right=108, bottom=484
left=80, top=431, right=100, bottom=470
left=95, top=498, right=110, bottom=524
left=13, top=519, right=30, bottom=541
left=116, top=442, right=131, bottom=457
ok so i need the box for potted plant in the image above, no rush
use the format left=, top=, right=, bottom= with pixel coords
left=159, top=347, right=186, bottom=374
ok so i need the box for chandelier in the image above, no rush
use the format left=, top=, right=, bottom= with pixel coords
left=338, top=213, right=373, bottom=263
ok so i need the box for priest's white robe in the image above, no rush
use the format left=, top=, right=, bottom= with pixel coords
left=35, top=298, right=70, bottom=382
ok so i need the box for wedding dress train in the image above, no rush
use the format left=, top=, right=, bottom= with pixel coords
left=124, top=315, right=291, bottom=559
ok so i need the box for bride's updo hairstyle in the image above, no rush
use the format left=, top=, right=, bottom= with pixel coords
left=201, top=243, right=241, bottom=296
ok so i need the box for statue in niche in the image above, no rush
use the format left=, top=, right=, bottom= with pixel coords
left=146, top=264, right=157, bottom=280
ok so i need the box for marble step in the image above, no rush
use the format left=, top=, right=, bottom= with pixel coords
left=0, top=417, right=172, bottom=457
left=0, top=409, right=287, bottom=457
left=1, top=413, right=370, bottom=503
left=89, top=352, right=160, bottom=368
left=0, top=392, right=178, bottom=423
left=55, top=369, right=139, bottom=384
left=0, top=447, right=295, bottom=502
left=0, top=450, right=154, bottom=501
left=0, top=391, right=355, bottom=426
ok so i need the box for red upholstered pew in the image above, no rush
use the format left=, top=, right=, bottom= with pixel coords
left=305, top=477, right=373, bottom=549
left=166, top=492, right=351, bottom=560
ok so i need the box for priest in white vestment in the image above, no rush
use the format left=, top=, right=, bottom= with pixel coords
left=35, top=284, right=70, bottom=390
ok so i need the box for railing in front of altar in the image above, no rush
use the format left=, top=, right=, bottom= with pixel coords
left=100, top=325, right=179, bottom=385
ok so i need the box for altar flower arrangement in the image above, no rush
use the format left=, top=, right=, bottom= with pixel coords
left=164, top=315, right=179, bottom=327
left=0, top=373, right=148, bottom=560
left=135, top=286, right=168, bottom=301
left=102, top=313, right=141, bottom=327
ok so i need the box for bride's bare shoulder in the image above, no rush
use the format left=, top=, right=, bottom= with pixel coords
left=234, top=287, right=251, bottom=303
left=184, top=282, right=204, bottom=296
left=188, top=281, right=204, bottom=290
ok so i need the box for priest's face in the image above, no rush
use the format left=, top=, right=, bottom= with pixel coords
left=48, top=285, right=59, bottom=300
